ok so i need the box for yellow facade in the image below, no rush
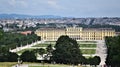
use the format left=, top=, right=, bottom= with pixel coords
left=82, top=28, right=115, bottom=40
left=35, top=27, right=115, bottom=41
left=35, top=28, right=65, bottom=41
left=66, top=27, right=82, bottom=40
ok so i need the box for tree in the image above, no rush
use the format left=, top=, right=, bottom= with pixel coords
left=7, top=52, right=18, bottom=62
left=0, top=31, right=40, bottom=49
left=0, top=46, right=18, bottom=62
left=94, top=56, right=101, bottom=65
left=51, top=35, right=83, bottom=64
left=38, top=48, right=46, bottom=57
left=0, top=29, right=3, bottom=40
left=88, top=56, right=101, bottom=66
left=105, top=36, right=120, bottom=67
left=20, top=51, right=36, bottom=62
left=46, top=44, right=53, bottom=56
left=45, top=44, right=53, bottom=60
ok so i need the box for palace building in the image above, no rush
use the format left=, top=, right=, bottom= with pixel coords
left=35, top=27, right=115, bottom=41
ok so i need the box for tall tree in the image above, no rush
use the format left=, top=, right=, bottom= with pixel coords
left=88, top=56, right=101, bottom=66
left=20, top=50, right=36, bottom=62
left=51, top=35, right=83, bottom=64
left=0, top=46, right=18, bottom=62
left=45, top=44, right=53, bottom=60
left=46, top=44, right=53, bottom=56
left=38, top=48, right=46, bottom=57
left=105, top=36, right=120, bottom=67
left=0, top=29, right=3, bottom=40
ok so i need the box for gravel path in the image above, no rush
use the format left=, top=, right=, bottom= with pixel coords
left=9, top=41, right=44, bottom=52
left=12, top=64, right=28, bottom=67
left=96, top=40, right=107, bottom=66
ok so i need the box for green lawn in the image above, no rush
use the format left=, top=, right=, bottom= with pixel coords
left=33, top=41, right=97, bottom=47
left=44, top=41, right=56, bottom=44
left=29, top=65, right=69, bottom=67
left=0, top=62, right=82, bottom=67
left=81, top=49, right=96, bottom=54
left=29, top=64, right=81, bottom=67
left=32, top=44, right=96, bottom=48
left=0, top=62, right=17, bottom=67
left=17, top=48, right=34, bottom=54
left=84, top=56, right=93, bottom=58
left=17, top=41, right=97, bottom=55
left=32, top=44, right=55, bottom=47
left=45, top=41, right=97, bottom=44
left=77, top=41, right=97, bottom=43
left=79, top=44, right=96, bottom=48
left=29, top=66, right=43, bottom=67
left=17, top=49, right=96, bottom=55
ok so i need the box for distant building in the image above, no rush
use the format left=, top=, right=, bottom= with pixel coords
left=3, top=27, right=13, bottom=32
left=20, top=31, right=32, bottom=35
left=35, top=27, right=115, bottom=41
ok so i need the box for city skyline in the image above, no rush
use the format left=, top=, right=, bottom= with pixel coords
left=0, top=0, right=120, bottom=18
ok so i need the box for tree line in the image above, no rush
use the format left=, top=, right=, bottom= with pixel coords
left=0, top=29, right=40, bottom=49
left=105, top=36, right=120, bottom=67
left=0, top=29, right=40, bottom=62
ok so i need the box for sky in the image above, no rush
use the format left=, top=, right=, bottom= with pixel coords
left=0, top=0, right=120, bottom=17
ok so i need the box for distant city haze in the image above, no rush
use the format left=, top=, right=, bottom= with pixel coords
left=0, top=0, right=120, bottom=17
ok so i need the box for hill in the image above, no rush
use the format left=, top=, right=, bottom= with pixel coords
left=0, top=14, right=62, bottom=19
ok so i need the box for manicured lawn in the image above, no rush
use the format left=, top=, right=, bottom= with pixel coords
left=32, top=44, right=55, bottom=47
left=81, top=49, right=96, bottom=54
left=33, top=43, right=96, bottom=48
left=29, top=66, right=41, bottom=67
left=17, top=48, right=34, bottom=54
left=45, top=41, right=56, bottom=44
left=77, top=41, right=97, bottom=43
left=79, top=44, right=96, bottom=48
left=29, top=64, right=80, bottom=67
left=30, top=66, right=82, bottom=67
left=84, top=56, right=93, bottom=58
left=29, top=66, right=69, bottom=67
left=0, top=62, right=17, bottom=67
left=0, top=62, right=82, bottom=67
left=29, top=66, right=70, bottom=67
left=17, top=41, right=97, bottom=55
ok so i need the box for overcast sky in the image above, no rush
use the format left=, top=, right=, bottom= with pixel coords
left=0, top=0, right=120, bottom=17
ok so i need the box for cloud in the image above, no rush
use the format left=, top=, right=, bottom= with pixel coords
left=8, top=0, right=16, bottom=6
left=0, top=0, right=120, bottom=17
left=8, top=0, right=28, bottom=7
left=47, top=0, right=64, bottom=10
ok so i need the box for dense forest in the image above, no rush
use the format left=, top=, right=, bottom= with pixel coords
left=105, top=36, right=120, bottom=67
